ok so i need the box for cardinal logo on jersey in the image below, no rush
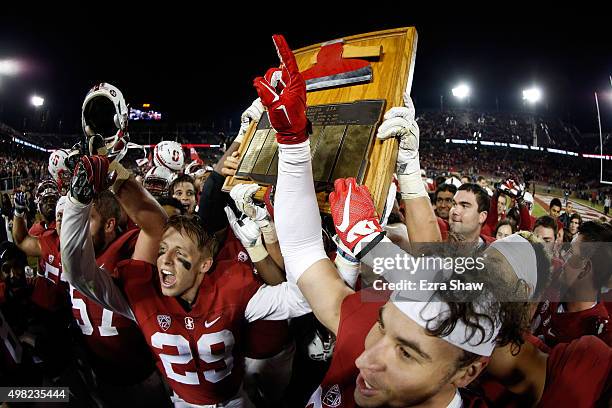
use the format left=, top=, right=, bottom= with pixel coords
left=322, top=384, right=341, bottom=407
left=157, top=315, right=171, bottom=331
left=237, top=251, right=248, bottom=263
left=185, top=317, right=194, bottom=330
left=48, top=254, right=54, bottom=264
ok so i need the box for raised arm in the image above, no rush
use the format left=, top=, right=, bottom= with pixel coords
left=112, top=166, right=167, bottom=263
left=255, top=35, right=351, bottom=334
left=224, top=204, right=286, bottom=285
left=376, top=95, right=441, bottom=246
left=227, top=183, right=286, bottom=283
left=60, top=156, right=135, bottom=320
left=11, top=192, right=41, bottom=256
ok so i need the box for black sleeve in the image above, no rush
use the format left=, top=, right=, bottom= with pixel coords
left=197, top=171, right=232, bottom=235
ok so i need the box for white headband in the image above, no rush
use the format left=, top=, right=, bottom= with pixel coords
left=489, top=234, right=538, bottom=296
left=392, top=292, right=499, bottom=356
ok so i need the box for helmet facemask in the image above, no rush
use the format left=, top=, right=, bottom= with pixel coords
left=82, top=83, right=130, bottom=162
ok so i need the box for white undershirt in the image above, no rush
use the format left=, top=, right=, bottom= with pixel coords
left=447, top=390, right=463, bottom=408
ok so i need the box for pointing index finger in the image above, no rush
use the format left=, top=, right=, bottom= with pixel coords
left=272, top=34, right=300, bottom=78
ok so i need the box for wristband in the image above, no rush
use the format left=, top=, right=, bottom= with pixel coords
left=398, top=171, right=428, bottom=200
left=246, top=242, right=269, bottom=263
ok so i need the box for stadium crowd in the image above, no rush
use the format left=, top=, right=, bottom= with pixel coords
left=416, top=109, right=583, bottom=151
left=1, top=36, right=611, bottom=408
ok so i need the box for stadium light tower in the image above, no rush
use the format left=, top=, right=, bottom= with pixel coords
left=30, top=95, right=44, bottom=107
left=0, top=59, right=21, bottom=76
left=522, top=87, right=542, bottom=104
left=452, top=84, right=471, bottom=100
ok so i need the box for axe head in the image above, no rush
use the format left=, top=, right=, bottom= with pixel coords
left=305, top=66, right=372, bottom=91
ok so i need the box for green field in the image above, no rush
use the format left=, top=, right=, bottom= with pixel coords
left=532, top=203, right=547, bottom=218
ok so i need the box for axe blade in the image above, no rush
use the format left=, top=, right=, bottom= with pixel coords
left=306, top=66, right=373, bottom=91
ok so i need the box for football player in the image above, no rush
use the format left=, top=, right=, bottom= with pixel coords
left=169, top=174, right=198, bottom=214
left=60, top=152, right=313, bottom=406
left=253, top=34, right=527, bottom=408
left=144, top=165, right=177, bottom=199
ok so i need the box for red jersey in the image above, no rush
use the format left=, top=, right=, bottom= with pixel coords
left=479, top=333, right=550, bottom=407
left=538, top=336, right=612, bottom=407
left=222, top=231, right=290, bottom=360
left=307, top=290, right=487, bottom=408
left=115, top=236, right=263, bottom=405
left=31, top=229, right=70, bottom=312
left=531, top=300, right=611, bottom=347
left=37, top=227, right=153, bottom=384
left=28, top=221, right=53, bottom=237
left=69, top=228, right=156, bottom=384
left=437, top=217, right=450, bottom=241
left=306, top=290, right=386, bottom=408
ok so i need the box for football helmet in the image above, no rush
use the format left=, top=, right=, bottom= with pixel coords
left=184, top=160, right=212, bottom=178
left=81, top=82, right=129, bottom=161
left=35, top=179, right=60, bottom=215
left=143, top=166, right=176, bottom=198
left=445, top=176, right=462, bottom=188
left=48, top=149, right=71, bottom=190
left=153, top=141, right=184, bottom=171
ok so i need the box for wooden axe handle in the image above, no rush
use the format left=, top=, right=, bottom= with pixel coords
left=308, top=45, right=383, bottom=65
left=342, top=45, right=382, bottom=59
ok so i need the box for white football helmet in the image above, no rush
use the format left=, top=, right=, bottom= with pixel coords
left=306, top=328, right=336, bottom=362
left=48, top=149, right=71, bottom=190
left=184, top=160, right=212, bottom=178
left=153, top=141, right=184, bottom=171
left=82, top=82, right=130, bottom=161
left=445, top=176, right=462, bottom=188
left=143, top=166, right=176, bottom=198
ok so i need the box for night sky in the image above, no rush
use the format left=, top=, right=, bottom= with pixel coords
left=0, top=10, right=610, bottom=134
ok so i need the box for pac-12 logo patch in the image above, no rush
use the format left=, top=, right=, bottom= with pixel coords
left=157, top=315, right=172, bottom=331
left=322, top=384, right=341, bottom=407
left=237, top=251, right=249, bottom=263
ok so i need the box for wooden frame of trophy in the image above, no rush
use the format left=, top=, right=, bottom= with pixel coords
left=223, top=27, right=418, bottom=215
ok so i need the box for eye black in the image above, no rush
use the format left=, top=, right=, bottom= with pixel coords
left=180, top=259, right=192, bottom=270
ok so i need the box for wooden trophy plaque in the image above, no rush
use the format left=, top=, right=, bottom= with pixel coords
left=223, top=27, right=418, bottom=214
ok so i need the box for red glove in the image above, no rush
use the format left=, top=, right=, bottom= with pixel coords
left=71, top=155, right=114, bottom=204
left=253, top=35, right=308, bottom=145
left=329, top=178, right=385, bottom=258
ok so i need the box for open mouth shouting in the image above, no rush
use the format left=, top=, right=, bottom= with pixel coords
left=356, top=372, right=381, bottom=399
left=160, top=269, right=177, bottom=288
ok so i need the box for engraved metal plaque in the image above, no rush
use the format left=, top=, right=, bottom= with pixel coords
left=235, top=99, right=385, bottom=190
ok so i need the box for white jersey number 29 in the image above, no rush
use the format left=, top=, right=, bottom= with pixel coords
left=151, top=330, right=235, bottom=385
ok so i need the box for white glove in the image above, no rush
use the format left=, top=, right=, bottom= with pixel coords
left=235, top=98, right=265, bottom=144
left=376, top=106, right=420, bottom=176
left=230, top=183, right=269, bottom=221
left=224, top=206, right=268, bottom=263
left=377, top=96, right=425, bottom=200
